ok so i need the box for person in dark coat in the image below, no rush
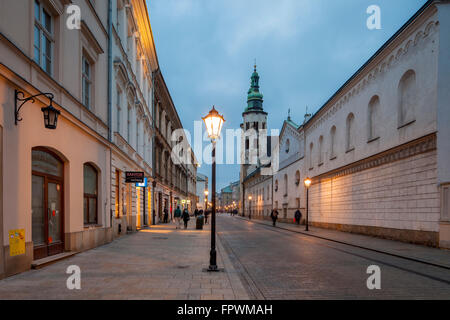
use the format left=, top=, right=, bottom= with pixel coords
left=294, top=209, right=302, bottom=225
left=194, top=208, right=199, bottom=218
left=163, top=207, right=169, bottom=223
left=204, top=210, right=209, bottom=224
left=174, top=206, right=182, bottom=229
left=270, top=209, right=279, bottom=227
left=182, top=208, right=190, bottom=229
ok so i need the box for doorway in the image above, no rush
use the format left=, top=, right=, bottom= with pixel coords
left=31, top=148, right=64, bottom=260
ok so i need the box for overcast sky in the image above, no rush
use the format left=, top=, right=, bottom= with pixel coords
left=146, top=0, right=427, bottom=192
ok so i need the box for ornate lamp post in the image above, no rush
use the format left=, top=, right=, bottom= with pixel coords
left=202, top=106, right=225, bottom=272
left=248, top=195, right=252, bottom=220
left=304, top=177, right=312, bottom=231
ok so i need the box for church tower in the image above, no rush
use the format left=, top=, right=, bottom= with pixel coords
left=240, top=63, right=268, bottom=169
left=240, top=64, right=268, bottom=213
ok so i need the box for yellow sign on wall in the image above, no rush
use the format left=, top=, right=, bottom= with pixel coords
left=9, top=229, right=25, bottom=256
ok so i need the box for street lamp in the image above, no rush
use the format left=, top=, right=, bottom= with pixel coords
left=204, top=190, right=209, bottom=211
left=304, top=177, right=312, bottom=231
left=202, top=106, right=225, bottom=272
left=248, top=195, right=252, bottom=220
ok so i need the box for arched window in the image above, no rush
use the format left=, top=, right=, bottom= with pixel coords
left=84, top=163, right=98, bottom=225
left=295, top=170, right=300, bottom=186
left=285, top=139, right=290, bottom=153
left=398, top=70, right=416, bottom=127
left=309, top=142, right=314, bottom=169
left=346, top=113, right=355, bottom=151
left=284, top=174, right=288, bottom=197
left=318, top=136, right=324, bottom=165
left=275, top=180, right=278, bottom=192
left=330, top=126, right=336, bottom=159
left=368, top=96, right=380, bottom=141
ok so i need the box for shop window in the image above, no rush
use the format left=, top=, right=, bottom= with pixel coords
left=84, top=163, right=98, bottom=225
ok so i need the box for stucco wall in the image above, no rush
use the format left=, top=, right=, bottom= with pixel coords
left=304, top=12, right=439, bottom=181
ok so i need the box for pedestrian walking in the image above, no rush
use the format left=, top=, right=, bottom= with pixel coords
left=204, top=210, right=209, bottom=224
left=163, top=207, right=169, bottom=223
left=182, top=208, right=190, bottom=229
left=174, top=206, right=182, bottom=229
left=295, top=209, right=302, bottom=225
left=271, top=209, right=279, bottom=227
left=194, top=208, right=199, bottom=218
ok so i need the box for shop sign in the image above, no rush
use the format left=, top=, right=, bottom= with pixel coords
left=136, top=177, right=148, bottom=188
left=125, top=171, right=144, bottom=183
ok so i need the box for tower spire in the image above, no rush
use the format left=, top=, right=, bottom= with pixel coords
left=245, top=63, right=264, bottom=112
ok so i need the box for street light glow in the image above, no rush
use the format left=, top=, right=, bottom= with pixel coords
left=202, top=106, right=225, bottom=141
left=304, top=177, right=312, bottom=188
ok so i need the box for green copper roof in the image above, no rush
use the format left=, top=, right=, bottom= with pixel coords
left=245, top=65, right=264, bottom=112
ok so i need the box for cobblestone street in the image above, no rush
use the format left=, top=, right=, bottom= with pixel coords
left=0, top=215, right=449, bottom=300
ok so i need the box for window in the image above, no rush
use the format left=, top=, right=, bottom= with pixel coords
left=398, top=70, right=416, bottom=127
left=368, top=96, right=380, bottom=141
left=84, top=164, right=98, bottom=225
left=285, top=139, right=290, bottom=153
left=309, top=143, right=314, bottom=169
left=34, top=0, right=53, bottom=74
left=127, top=105, right=132, bottom=143
left=295, top=171, right=300, bottom=185
left=318, top=136, right=324, bottom=165
left=275, top=180, right=278, bottom=192
left=346, top=113, right=355, bottom=152
left=284, top=174, right=288, bottom=197
left=136, top=119, right=140, bottom=152
left=330, top=126, right=336, bottom=159
left=82, top=55, right=92, bottom=109
left=115, top=169, right=121, bottom=218
left=116, top=89, right=122, bottom=134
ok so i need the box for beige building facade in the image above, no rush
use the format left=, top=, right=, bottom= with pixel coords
left=0, top=0, right=112, bottom=278
left=0, top=0, right=195, bottom=279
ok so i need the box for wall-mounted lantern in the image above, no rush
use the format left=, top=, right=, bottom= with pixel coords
left=15, top=90, right=60, bottom=129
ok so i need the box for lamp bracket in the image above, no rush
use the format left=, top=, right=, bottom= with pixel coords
left=15, top=90, right=54, bottom=125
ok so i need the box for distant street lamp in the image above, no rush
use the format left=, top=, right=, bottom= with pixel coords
left=248, top=195, right=252, bottom=220
left=204, top=190, right=209, bottom=211
left=202, top=106, right=225, bottom=272
left=304, top=177, right=312, bottom=231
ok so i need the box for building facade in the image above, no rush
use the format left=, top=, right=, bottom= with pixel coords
left=110, top=0, right=156, bottom=236
left=0, top=0, right=112, bottom=278
left=0, top=0, right=195, bottom=279
left=196, top=173, right=208, bottom=210
left=303, top=0, right=450, bottom=248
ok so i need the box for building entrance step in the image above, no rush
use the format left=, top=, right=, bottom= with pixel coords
left=31, top=252, right=78, bottom=269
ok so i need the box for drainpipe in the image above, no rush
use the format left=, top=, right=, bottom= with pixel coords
left=107, top=0, right=113, bottom=229
left=151, top=68, right=160, bottom=225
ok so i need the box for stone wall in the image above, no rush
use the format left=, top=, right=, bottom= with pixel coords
left=309, top=146, right=440, bottom=246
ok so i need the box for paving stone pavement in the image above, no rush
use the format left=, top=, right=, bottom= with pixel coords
left=237, top=216, right=450, bottom=268
left=218, top=215, right=450, bottom=300
left=0, top=219, right=250, bottom=300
